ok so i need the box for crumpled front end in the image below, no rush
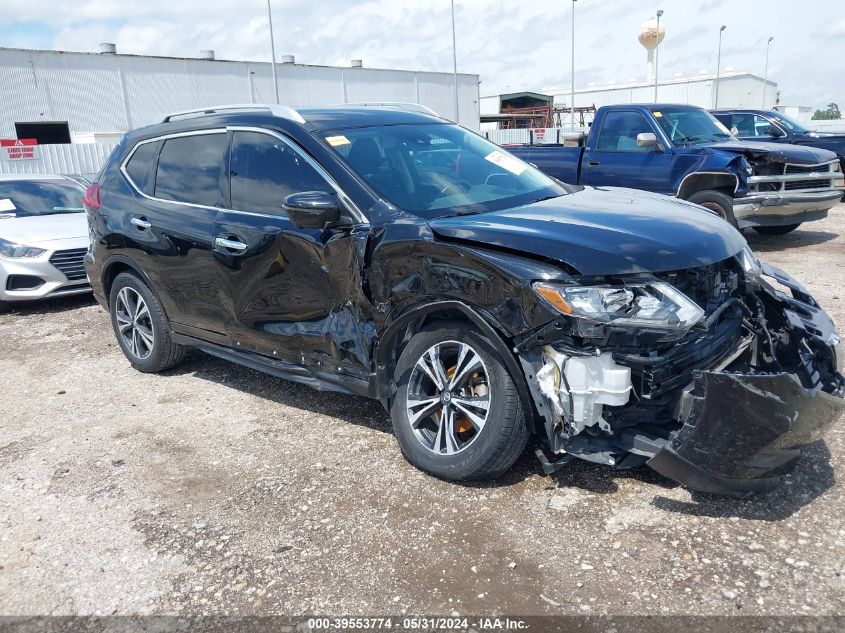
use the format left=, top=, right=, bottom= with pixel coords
left=523, top=254, right=844, bottom=496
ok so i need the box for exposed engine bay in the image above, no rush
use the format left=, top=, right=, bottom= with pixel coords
left=522, top=250, right=844, bottom=495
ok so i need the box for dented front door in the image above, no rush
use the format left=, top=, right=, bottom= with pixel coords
left=212, top=129, right=374, bottom=375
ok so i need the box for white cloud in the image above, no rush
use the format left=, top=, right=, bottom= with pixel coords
left=5, top=0, right=845, bottom=110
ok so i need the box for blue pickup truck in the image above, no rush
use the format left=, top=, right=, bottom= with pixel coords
left=507, top=104, right=844, bottom=235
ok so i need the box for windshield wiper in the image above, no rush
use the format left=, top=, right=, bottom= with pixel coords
left=527, top=194, right=562, bottom=204
left=674, top=135, right=701, bottom=144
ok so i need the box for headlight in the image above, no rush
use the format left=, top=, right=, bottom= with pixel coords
left=533, top=281, right=704, bottom=331
left=0, top=237, right=47, bottom=258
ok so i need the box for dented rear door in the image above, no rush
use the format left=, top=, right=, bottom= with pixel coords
left=212, top=129, right=374, bottom=375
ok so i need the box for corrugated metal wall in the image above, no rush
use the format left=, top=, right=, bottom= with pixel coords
left=0, top=48, right=481, bottom=135
left=0, top=142, right=118, bottom=177
left=557, top=74, right=776, bottom=111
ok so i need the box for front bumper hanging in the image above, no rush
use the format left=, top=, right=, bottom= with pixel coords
left=648, top=370, right=845, bottom=495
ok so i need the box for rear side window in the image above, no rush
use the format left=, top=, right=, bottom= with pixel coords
left=229, top=131, right=332, bottom=215
left=154, top=133, right=228, bottom=207
left=124, top=140, right=161, bottom=196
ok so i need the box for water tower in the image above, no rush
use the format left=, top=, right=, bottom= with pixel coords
left=638, top=18, right=666, bottom=82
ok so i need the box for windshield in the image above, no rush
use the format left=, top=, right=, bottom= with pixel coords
left=769, top=112, right=810, bottom=134
left=651, top=107, right=735, bottom=146
left=321, top=123, right=566, bottom=218
left=0, top=180, right=84, bottom=219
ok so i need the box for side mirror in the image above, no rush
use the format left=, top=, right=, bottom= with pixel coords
left=636, top=132, right=659, bottom=148
left=283, top=191, right=341, bottom=229
left=766, top=125, right=784, bottom=138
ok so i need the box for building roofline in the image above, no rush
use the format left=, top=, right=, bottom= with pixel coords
left=0, top=46, right=479, bottom=79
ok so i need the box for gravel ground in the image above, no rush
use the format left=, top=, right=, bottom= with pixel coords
left=1, top=205, right=844, bottom=617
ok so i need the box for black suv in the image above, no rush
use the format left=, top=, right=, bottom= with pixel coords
left=84, top=104, right=844, bottom=495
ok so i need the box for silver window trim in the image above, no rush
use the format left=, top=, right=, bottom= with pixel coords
left=120, top=127, right=367, bottom=224
left=120, top=128, right=228, bottom=212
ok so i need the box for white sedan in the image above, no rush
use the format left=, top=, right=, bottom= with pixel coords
left=0, top=174, right=91, bottom=312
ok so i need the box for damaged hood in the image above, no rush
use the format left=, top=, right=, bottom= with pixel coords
left=708, top=139, right=837, bottom=164
left=428, top=187, right=747, bottom=275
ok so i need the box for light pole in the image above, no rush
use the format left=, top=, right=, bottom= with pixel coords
left=762, top=36, right=774, bottom=108
left=267, top=0, right=279, bottom=104
left=570, top=0, right=577, bottom=132
left=714, top=25, right=726, bottom=108
left=451, top=0, right=459, bottom=123
left=654, top=9, right=663, bottom=102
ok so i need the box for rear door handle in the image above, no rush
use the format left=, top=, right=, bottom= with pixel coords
left=588, top=159, right=600, bottom=166
left=215, top=237, right=248, bottom=252
left=130, top=216, right=152, bottom=230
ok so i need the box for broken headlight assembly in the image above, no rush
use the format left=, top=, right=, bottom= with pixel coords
left=532, top=280, right=704, bottom=333
left=737, top=245, right=762, bottom=283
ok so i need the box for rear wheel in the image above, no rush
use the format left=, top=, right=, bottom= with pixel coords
left=390, top=323, right=530, bottom=481
left=0, top=300, right=8, bottom=314
left=109, top=272, right=187, bottom=372
left=753, top=224, right=801, bottom=236
left=687, top=190, right=738, bottom=228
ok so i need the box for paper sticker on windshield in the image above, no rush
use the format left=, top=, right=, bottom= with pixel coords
left=0, top=198, right=15, bottom=212
left=652, top=111, right=663, bottom=118
left=325, top=135, right=350, bottom=147
left=484, top=150, right=527, bottom=175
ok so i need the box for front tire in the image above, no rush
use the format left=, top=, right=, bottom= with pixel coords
left=109, top=272, right=187, bottom=372
left=687, top=190, right=738, bottom=228
left=753, top=224, right=801, bottom=236
left=391, top=323, right=530, bottom=481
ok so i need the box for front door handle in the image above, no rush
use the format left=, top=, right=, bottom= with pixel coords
left=130, top=216, right=152, bottom=230
left=215, top=236, right=248, bottom=252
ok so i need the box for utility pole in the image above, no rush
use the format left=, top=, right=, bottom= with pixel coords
left=451, top=0, right=459, bottom=123
left=714, top=25, right=726, bottom=108
left=654, top=9, right=663, bottom=102
left=267, top=0, right=279, bottom=104
left=570, top=0, right=577, bottom=131
left=762, top=36, right=774, bottom=108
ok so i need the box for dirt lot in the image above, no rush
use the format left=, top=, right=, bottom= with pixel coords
left=1, top=205, right=844, bottom=617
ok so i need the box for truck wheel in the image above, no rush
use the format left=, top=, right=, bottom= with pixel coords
left=687, top=190, right=738, bottom=228
left=753, top=224, right=801, bottom=236
left=0, top=299, right=8, bottom=314
left=390, top=322, right=530, bottom=481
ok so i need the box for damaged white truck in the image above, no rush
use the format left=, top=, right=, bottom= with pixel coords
left=85, top=105, right=844, bottom=496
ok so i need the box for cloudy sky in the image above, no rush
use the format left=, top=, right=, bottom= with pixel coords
left=1, top=0, right=843, bottom=111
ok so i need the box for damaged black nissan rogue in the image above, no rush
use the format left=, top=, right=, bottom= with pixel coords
left=83, top=104, right=844, bottom=495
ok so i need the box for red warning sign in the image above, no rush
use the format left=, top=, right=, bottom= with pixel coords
left=0, top=139, right=38, bottom=160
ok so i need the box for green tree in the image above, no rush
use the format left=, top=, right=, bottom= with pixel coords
left=812, top=102, right=841, bottom=120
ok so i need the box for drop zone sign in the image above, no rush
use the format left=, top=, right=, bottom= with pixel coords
left=1, top=139, right=38, bottom=160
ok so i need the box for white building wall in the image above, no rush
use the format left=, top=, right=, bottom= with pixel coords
left=0, top=48, right=480, bottom=136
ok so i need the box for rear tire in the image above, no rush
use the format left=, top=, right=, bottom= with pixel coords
left=753, top=224, right=801, bottom=236
left=109, top=272, right=187, bottom=373
left=390, top=322, right=530, bottom=481
left=687, top=190, right=738, bottom=228
left=0, top=300, right=8, bottom=314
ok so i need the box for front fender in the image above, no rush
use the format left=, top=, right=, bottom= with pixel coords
left=675, top=149, right=747, bottom=198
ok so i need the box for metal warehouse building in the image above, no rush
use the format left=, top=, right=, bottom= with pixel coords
left=480, top=72, right=778, bottom=129
left=0, top=46, right=481, bottom=142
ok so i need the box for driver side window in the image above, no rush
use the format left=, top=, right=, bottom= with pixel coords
left=595, top=111, right=654, bottom=152
left=229, top=131, right=332, bottom=215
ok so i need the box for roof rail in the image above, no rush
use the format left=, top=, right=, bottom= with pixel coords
left=161, top=104, right=305, bottom=124
left=331, top=102, right=440, bottom=116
